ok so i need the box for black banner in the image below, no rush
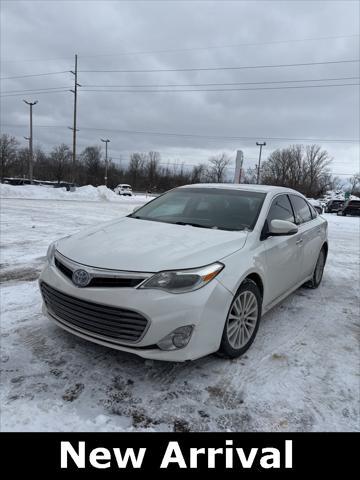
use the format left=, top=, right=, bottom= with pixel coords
left=0, top=432, right=357, bottom=474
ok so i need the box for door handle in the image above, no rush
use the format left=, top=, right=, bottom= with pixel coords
left=296, top=239, right=303, bottom=245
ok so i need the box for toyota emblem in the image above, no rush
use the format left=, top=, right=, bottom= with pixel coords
left=72, top=269, right=91, bottom=287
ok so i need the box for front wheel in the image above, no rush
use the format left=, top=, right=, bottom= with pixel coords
left=218, top=280, right=262, bottom=359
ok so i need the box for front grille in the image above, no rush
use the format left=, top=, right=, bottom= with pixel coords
left=40, top=282, right=149, bottom=343
left=54, top=257, right=145, bottom=288
left=55, top=257, right=73, bottom=278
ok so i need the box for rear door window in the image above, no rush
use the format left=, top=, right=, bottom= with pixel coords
left=289, top=195, right=313, bottom=224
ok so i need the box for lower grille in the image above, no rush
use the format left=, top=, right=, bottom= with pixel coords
left=40, top=282, right=149, bottom=343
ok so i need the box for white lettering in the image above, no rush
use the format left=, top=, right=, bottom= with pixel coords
left=113, top=447, right=146, bottom=469
left=160, top=441, right=187, bottom=469
left=236, top=448, right=258, bottom=468
left=89, top=448, right=111, bottom=469
left=260, top=448, right=280, bottom=469
left=60, top=441, right=85, bottom=469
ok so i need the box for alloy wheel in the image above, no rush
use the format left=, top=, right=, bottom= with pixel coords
left=226, top=291, right=258, bottom=349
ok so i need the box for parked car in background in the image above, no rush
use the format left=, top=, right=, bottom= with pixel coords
left=2, top=177, right=31, bottom=185
left=40, top=184, right=328, bottom=362
left=307, top=198, right=323, bottom=215
left=337, top=199, right=360, bottom=216
left=114, top=184, right=133, bottom=196
left=325, top=199, right=344, bottom=213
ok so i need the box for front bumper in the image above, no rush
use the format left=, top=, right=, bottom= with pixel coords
left=39, top=262, right=233, bottom=361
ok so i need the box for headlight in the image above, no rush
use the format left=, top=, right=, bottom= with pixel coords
left=46, top=235, right=70, bottom=264
left=139, top=262, right=224, bottom=293
left=46, top=241, right=57, bottom=264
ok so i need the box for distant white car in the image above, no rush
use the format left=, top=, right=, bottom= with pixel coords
left=40, top=184, right=328, bottom=362
left=114, top=184, right=133, bottom=196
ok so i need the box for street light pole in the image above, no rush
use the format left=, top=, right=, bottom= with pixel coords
left=100, top=138, right=110, bottom=186
left=23, top=100, right=38, bottom=184
left=256, top=141, right=266, bottom=184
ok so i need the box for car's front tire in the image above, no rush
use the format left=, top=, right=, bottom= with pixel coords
left=218, top=279, right=262, bottom=359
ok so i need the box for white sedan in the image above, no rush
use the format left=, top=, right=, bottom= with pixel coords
left=39, top=184, right=328, bottom=362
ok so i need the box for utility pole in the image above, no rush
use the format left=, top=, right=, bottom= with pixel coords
left=101, top=138, right=110, bottom=186
left=23, top=136, right=30, bottom=179
left=256, top=141, right=266, bottom=184
left=23, top=100, right=38, bottom=184
left=69, top=54, right=81, bottom=183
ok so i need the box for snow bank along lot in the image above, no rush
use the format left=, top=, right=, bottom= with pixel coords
left=0, top=187, right=359, bottom=431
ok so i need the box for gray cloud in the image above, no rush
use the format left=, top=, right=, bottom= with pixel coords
left=1, top=0, right=359, bottom=179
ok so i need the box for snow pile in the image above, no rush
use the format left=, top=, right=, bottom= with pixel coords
left=0, top=183, right=149, bottom=203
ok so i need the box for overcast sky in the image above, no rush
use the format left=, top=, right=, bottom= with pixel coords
left=1, top=0, right=359, bottom=180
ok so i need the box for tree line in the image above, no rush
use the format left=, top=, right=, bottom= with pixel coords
left=0, top=133, right=359, bottom=197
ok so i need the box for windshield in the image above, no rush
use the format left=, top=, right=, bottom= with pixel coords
left=128, top=187, right=266, bottom=231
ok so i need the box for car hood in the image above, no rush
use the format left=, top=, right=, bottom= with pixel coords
left=56, top=217, right=248, bottom=272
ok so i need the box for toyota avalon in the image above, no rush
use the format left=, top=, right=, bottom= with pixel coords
left=39, top=184, right=328, bottom=361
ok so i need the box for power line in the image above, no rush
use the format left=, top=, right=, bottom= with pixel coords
left=2, top=33, right=358, bottom=64
left=0, top=90, right=70, bottom=98
left=1, top=124, right=358, bottom=144
left=79, top=83, right=360, bottom=93
left=2, top=81, right=359, bottom=98
left=82, top=76, right=360, bottom=88
left=2, top=77, right=358, bottom=96
left=0, top=71, right=70, bottom=81
left=75, top=34, right=360, bottom=58
left=79, top=59, right=359, bottom=74
left=1, top=86, right=71, bottom=93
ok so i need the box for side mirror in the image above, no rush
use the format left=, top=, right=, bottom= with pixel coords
left=269, top=219, right=298, bottom=236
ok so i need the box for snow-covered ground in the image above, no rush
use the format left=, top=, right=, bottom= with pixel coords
left=0, top=183, right=150, bottom=203
left=0, top=195, right=359, bottom=432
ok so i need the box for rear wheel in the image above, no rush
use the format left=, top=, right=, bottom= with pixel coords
left=307, top=248, right=326, bottom=289
left=218, top=280, right=262, bottom=359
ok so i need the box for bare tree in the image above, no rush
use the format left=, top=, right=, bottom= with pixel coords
left=242, top=166, right=258, bottom=184
left=303, top=145, right=332, bottom=197
left=349, top=173, right=360, bottom=195
left=191, top=163, right=208, bottom=183
left=208, top=153, right=231, bottom=182
left=146, top=151, right=161, bottom=189
left=50, top=144, right=72, bottom=183
left=262, top=144, right=332, bottom=197
left=330, top=176, right=345, bottom=192
left=81, top=146, right=103, bottom=186
left=128, top=152, right=146, bottom=188
left=0, top=134, right=19, bottom=180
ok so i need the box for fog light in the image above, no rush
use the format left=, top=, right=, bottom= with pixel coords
left=157, top=325, right=194, bottom=351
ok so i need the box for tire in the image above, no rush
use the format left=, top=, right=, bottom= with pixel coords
left=218, top=279, right=262, bottom=359
left=306, top=247, right=326, bottom=289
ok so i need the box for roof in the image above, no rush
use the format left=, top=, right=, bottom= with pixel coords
left=180, top=183, right=301, bottom=195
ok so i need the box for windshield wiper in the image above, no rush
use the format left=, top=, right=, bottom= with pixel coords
left=174, top=221, right=213, bottom=229
left=175, top=221, right=248, bottom=231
